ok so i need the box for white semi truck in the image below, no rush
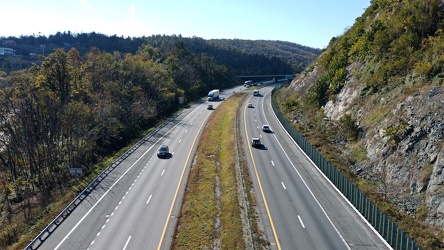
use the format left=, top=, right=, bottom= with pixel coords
left=207, top=89, right=220, bottom=101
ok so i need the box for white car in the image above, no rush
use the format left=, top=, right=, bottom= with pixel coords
left=247, top=103, right=254, bottom=108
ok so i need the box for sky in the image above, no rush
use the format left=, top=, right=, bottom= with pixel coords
left=1, top=0, right=371, bottom=49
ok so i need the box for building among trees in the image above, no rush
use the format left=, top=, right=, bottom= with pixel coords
left=0, top=47, right=15, bottom=55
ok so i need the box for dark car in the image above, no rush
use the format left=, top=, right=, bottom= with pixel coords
left=251, top=137, right=261, bottom=148
left=247, top=103, right=254, bottom=108
left=157, top=145, right=169, bottom=158
left=207, top=104, right=213, bottom=110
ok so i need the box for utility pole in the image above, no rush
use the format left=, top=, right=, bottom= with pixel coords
left=40, top=44, right=46, bottom=56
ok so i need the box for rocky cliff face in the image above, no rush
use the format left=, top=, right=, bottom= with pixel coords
left=288, top=63, right=444, bottom=229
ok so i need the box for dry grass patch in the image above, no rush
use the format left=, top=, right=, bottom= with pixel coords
left=172, top=93, right=245, bottom=249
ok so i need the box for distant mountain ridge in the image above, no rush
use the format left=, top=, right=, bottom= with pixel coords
left=1, top=33, right=320, bottom=75
left=207, top=39, right=320, bottom=72
left=143, top=35, right=320, bottom=75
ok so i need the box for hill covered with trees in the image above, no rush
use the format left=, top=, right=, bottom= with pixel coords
left=0, top=33, right=319, bottom=75
left=278, top=0, right=444, bottom=248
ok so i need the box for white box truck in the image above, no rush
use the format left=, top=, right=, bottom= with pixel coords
left=207, top=89, right=220, bottom=101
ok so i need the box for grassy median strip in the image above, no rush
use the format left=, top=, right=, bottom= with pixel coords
left=172, top=93, right=246, bottom=249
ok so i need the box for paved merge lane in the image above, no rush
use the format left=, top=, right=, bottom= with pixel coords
left=242, top=86, right=390, bottom=250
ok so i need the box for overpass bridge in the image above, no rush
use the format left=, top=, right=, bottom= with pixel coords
left=235, top=74, right=294, bottom=80
left=236, top=74, right=294, bottom=86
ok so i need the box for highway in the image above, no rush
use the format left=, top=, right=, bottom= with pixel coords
left=36, top=83, right=390, bottom=250
left=38, top=88, right=237, bottom=250
left=241, top=86, right=391, bottom=249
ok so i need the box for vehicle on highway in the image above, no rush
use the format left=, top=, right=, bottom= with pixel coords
left=207, top=89, right=220, bottom=101
left=157, top=145, right=169, bottom=158
left=262, top=125, right=272, bottom=133
left=207, top=104, right=213, bottom=110
left=251, top=137, right=261, bottom=148
left=247, top=103, right=254, bottom=108
left=253, top=90, right=259, bottom=96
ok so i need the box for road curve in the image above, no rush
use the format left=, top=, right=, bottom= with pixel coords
left=241, top=86, right=391, bottom=250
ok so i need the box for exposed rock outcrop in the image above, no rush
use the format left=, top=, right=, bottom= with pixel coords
left=292, top=68, right=444, bottom=228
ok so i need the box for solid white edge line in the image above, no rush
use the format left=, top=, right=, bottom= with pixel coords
left=122, top=235, right=131, bottom=250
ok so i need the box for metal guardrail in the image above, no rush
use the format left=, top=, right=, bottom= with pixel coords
left=24, top=112, right=181, bottom=250
left=270, top=88, right=420, bottom=250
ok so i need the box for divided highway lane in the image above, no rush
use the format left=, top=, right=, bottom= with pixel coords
left=243, top=86, right=390, bottom=250
left=244, top=88, right=347, bottom=249
left=87, top=109, right=203, bottom=250
left=38, top=88, right=238, bottom=250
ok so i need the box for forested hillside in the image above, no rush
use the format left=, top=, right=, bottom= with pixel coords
left=278, top=0, right=444, bottom=249
left=0, top=33, right=319, bottom=74
left=144, top=36, right=307, bottom=75
left=207, top=39, right=320, bottom=72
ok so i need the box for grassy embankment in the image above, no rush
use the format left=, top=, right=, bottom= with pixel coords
left=172, top=92, right=258, bottom=249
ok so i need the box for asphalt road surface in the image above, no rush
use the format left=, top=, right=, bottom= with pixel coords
left=38, top=88, right=237, bottom=250
left=241, top=86, right=391, bottom=250
left=35, top=84, right=390, bottom=250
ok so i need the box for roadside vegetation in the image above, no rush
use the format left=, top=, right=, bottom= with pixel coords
left=172, top=93, right=267, bottom=249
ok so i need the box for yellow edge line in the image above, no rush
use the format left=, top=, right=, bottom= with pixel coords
left=244, top=95, right=282, bottom=250
left=156, top=110, right=212, bottom=250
